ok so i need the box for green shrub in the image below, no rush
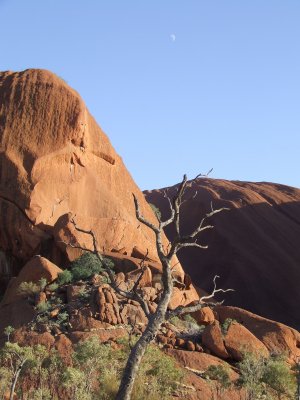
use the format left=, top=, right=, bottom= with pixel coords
left=238, top=351, right=297, bottom=400
left=38, top=277, right=48, bottom=290
left=170, top=314, right=204, bottom=333
left=221, top=318, right=236, bottom=335
left=56, top=311, right=69, bottom=327
left=57, top=269, right=73, bottom=285
left=205, top=365, right=231, bottom=390
left=78, top=287, right=90, bottom=301
left=18, top=281, right=40, bottom=296
left=36, top=301, right=50, bottom=313
left=47, top=282, right=59, bottom=292
left=70, top=253, right=113, bottom=281
left=263, top=355, right=296, bottom=399
left=97, top=337, right=184, bottom=399
left=3, top=326, right=15, bottom=342
left=0, top=334, right=184, bottom=400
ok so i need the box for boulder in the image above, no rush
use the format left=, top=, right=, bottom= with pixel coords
left=126, top=266, right=152, bottom=287
left=223, top=321, right=269, bottom=361
left=120, top=303, right=147, bottom=325
left=216, top=306, right=300, bottom=361
left=168, top=286, right=199, bottom=310
left=1, top=256, right=62, bottom=305
left=164, top=349, right=239, bottom=381
left=192, top=306, right=215, bottom=325
left=12, top=328, right=55, bottom=350
left=202, top=321, right=229, bottom=359
left=69, top=327, right=127, bottom=344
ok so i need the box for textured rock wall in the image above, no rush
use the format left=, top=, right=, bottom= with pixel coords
left=145, top=178, right=300, bottom=329
left=0, top=69, right=183, bottom=287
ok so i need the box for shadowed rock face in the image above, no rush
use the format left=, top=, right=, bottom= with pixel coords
left=0, top=69, right=184, bottom=290
left=145, top=178, right=300, bottom=329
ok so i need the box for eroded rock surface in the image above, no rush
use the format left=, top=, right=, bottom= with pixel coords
left=0, top=69, right=184, bottom=287
left=145, top=178, right=300, bottom=329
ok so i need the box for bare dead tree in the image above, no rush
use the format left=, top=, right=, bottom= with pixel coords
left=65, top=174, right=232, bottom=400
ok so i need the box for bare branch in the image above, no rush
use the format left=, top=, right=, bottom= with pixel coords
left=63, top=218, right=151, bottom=317
left=194, top=168, right=213, bottom=180
left=176, top=242, right=208, bottom=250
left=199, top=275, right=234, bottom=302
left=167, top=275, right=234, bottom=318
left=173, top=174, right=188, bottom=236
left=131, top=250, right=149, bottom=293
left=133, top=194, right=159, bottom=234
left=160, top=190, right=175, bottom=228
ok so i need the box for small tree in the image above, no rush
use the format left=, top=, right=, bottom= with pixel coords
left=238, top=351, right=296, bottom=400
left=65, top=174, right=232, bottom=400
left=0, top=342, right=34, bottom=400
left=205, top=364, right=231, bottom=399
left=4, top=326, right=15, bottom=343
left=262, top=355, right=296, bottom=399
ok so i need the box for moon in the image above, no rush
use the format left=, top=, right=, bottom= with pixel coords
left=170, top=34, right=176, bottom=42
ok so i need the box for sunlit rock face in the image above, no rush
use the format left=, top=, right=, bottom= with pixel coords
left=145, top=178, right=300, bottom=329
left=0, top=69, right=184, bottom=288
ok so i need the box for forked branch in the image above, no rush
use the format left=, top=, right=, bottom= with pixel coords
left=167, top=275, right=234, bottom=319
left=62, top=220, right=150, bottom=317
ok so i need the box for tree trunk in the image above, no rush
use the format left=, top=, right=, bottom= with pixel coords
left=116, top=260, right=173, bottom=400
left=10, top=368, right=21, bottom=400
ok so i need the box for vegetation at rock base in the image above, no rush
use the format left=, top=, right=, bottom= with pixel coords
left=0, top=334, right=184, bottom=400
left=0, top=327, right=297, bottom=400
left=221, top=318, right=237, bottom=336
left=17, top=281, right=40, bottom=297
left=56, top=253, right=114, bottom=285
left=236, top=351, right=296, bottom=400
left=205, top=364, right=231, bottom=399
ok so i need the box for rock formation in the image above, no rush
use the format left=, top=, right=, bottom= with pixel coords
left=0, top=69, right=184, bottom=291
left=145, top=178, right=300, bottom=329
left=0, top=69, right=299, bottom=399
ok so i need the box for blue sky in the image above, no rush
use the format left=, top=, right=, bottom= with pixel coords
left=0, top=1, right=299, bottom=190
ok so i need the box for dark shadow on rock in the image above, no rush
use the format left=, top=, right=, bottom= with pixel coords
left=145, top=179, right=300, bottom=330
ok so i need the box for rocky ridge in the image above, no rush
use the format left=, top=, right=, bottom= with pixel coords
left=145, top=178, right=300, bottom=329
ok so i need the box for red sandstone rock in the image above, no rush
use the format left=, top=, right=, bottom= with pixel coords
left=186, top=341, right=196, bottom=351
left=215, top=306, right=300, bottom=361
left=157, top=334, right=168, bottom=345
left=13, top=328, right=55, bottom=350
left=126, top=266, right=152, bottom=288
left=131, top=246, right=151, bottom=260
left=202, top=321, right=229, bottom=359
left=3, top=391, right=17, bottom=400
left=195, top=343, right=203, bottom=352
left=35, top=291, right=47, bottom=306
left=1, top=256, right=62, bottom=305
left=145, top=178, right=300, bottom=329
left=192, top=306, right=215, bottom=325
left=54, top=334, right=73, bottom=364
left=224, top=321, right=269, bottom=361
left=164, top=349, right=239, bottom=381
left=168, top=286, right=199, bottom=310
left=0, top=69, right=187, bottom=291
left=69, top=328, right=127, bottom=344
left=176, top=338, right=186, bottom=348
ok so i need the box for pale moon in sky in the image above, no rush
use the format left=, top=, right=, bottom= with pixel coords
left=170, top=34, right=176, bottom=42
